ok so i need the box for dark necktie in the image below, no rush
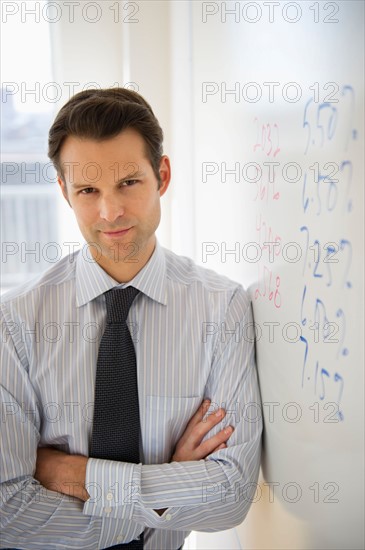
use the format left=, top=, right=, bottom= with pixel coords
left=90, top=286, right=143, bottom=549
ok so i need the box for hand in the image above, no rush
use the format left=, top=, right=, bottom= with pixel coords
left=35, top=447, right=90, bottom=502
left=155, top=400, right=233, bottom=516
left=171, top=399, right=234, bottom=462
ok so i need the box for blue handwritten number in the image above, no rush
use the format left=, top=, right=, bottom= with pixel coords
left=336, top=309, right=349, bottom=358
left=326, top=177, right=338, bottom=212
left=316, top=174, right=322, bottom=215
left=300, top=285, right=307, bottom=326
left=340, top=239, right=352, bottom=288
left=313, top=240, right=323, bottom=278
left=314, top=298, right=329, bottom=340
left=302, top=172, right=309, bottom=213
left=319, top=368, right=330, bottom=400
left=324, top=244, right=336, bottom=287
left=300, top=226, right=309, bottom=275
left=334, top=373, right=344, bottom=421
left=340, top=160, right=353, bottom=212
left=300, top=336, right=309, bottom=387
left=341, top=85, right=355, bottom=150
left=303, top=98, right=313, bottom=154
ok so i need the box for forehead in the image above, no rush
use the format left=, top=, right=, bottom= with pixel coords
left=60, top=128, right=148, bottom=167
left=59, top=129, right=151, bottom=184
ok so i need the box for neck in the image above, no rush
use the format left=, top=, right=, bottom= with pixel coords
left=91, top=236, right=156, bottom=283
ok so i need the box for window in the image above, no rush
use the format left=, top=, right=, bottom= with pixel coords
left=1, top=13, right=60, bottom=293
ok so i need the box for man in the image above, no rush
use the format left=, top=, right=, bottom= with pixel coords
left=1, top=88, right=262, bottom=549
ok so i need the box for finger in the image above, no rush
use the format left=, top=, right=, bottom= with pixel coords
left=189, top=408, right=227, bottom=445
left=194, top=425, right=234, bottom=460
left=177, top=399, right=212, bottom=444
left=187, top=399, right=212, bottom=428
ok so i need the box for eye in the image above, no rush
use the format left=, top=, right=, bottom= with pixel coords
left=79, top=187, right=95, bottom=194
left=122, top=179, right=139, bottom=187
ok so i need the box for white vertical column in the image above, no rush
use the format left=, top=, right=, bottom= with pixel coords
left=168, top=0, right=195, bottom=258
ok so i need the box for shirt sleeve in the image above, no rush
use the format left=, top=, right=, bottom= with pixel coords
left=0, top=305, right=114, bottom=549
left=83, top=286, right=263, bottom=531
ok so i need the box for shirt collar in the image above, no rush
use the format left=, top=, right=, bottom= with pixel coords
left=75, top=239, right=167, bottom=307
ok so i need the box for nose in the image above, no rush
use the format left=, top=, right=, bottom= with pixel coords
left=99, top=194, right=125, bottom=223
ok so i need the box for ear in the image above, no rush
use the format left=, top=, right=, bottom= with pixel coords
left=158, top=155, right=171, bottom=197
left=57, top=177, right=72, bottom=208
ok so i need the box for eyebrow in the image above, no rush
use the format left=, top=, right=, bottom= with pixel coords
left=70, top=171, right=146, bottom=189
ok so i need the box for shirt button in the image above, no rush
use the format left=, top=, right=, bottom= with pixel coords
left=165, top=513, right=172, bottom=521
left=117, top=536, right=123, bottom=543
left=104, top=506, right=112, bottom=514
left=106, top=492, right=113, bottom=501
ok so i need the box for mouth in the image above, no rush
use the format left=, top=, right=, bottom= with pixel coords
left=101, top=227, right=132, bottom=237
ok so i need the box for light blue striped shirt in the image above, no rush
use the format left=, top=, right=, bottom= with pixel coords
left=1, top=240, right=262, bottom=550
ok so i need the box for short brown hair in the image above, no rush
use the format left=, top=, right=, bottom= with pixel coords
left=48, top=87, right=164, bottom=187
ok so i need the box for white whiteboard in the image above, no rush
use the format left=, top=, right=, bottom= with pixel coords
left=190, top=2, right=364, bottom=548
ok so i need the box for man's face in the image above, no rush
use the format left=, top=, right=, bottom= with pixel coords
left=57, top=128, right=170, bottom=278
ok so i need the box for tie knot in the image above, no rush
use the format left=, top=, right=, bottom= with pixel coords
left=104, top=286, right=140, bottom=323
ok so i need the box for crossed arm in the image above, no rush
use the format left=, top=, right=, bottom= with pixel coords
left=1, top=291, right=262, bottom=545
left=34, top=400, right=234, bottom=511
